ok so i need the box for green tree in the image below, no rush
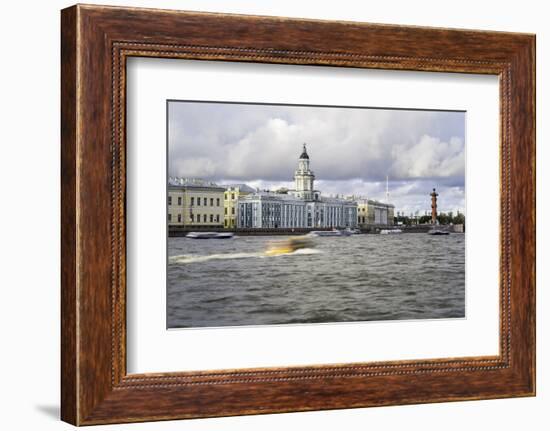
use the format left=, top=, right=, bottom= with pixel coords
left=437, top=213, right=450, bottom=225
left=394, top=215, right=412, bottom=226
left=453, top=212, right=465, bottom=225
left=419, top=215, right=432, bottom=224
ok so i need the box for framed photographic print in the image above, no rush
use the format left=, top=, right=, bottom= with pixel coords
left=61, top=4, right=535, bottom=425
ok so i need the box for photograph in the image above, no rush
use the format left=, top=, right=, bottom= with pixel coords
left=166, top=101, right=466, bottom=328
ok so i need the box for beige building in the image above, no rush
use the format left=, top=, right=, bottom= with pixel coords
left=223, top=184, right=255, bottom=228
left=168, top=178, right=224, bottom=228
left=356, top=198, right=395, bottom=226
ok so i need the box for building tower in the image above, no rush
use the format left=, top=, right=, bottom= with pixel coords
left=294, top=143, right=315, bottom=200
left=430, top=188, right=439, bottom=224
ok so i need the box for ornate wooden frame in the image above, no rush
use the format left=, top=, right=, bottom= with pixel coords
left=61, top=4, right=535, bottom=425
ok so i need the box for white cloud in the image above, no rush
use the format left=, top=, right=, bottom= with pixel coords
left=391, top=135, right=464, bottom=178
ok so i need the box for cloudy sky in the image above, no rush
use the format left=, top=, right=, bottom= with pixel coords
left=168, top=101, right=465, bottom=215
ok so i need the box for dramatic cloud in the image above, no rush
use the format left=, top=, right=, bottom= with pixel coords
left=168, top=102, right=465, bottom=214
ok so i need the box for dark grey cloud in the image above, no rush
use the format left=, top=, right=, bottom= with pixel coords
left=168, top=101, right=465, bottom=213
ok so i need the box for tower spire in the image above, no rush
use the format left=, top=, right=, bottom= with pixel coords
left=294, top=143, right=315, bottom=200
left=299, top=143, right=309, bottom=159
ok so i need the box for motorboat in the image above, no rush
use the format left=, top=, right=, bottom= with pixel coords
left=380, top=229, right=403, bottom=235
left=309, top=229, right=347, bottom=237
left=343, top=228, right=361, bottom=235
left=427, top=229, right=450, bottom=236
left=185, top=232, right=234, bottom=239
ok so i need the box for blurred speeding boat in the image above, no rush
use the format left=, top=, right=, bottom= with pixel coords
left=265, top=236, right=314, bottom=256
left=186, top=232, right=234, bottom=239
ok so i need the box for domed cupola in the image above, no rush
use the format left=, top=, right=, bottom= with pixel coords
left=299, top=143, right=309, bottom=160
left=294, top=143, right=315, bottom=200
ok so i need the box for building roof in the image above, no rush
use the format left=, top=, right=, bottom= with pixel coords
left=299, top=143, right=309, bottom=160
left=168, top=177, right=224, bottom=190
left=220, top=183, right=257, bottom=193
left=241, top=191, right=302, bottom=202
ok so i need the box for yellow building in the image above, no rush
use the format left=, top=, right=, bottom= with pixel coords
left=387, top=205, right=395, bottom=224
left=168, top=178, right=224, bottom=228
left=223, top=184, right=255, bottom=228
left=356, top=198, right=395, bottom=226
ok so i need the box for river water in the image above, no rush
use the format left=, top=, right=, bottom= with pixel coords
left=167, top=233, right=465, bottom=328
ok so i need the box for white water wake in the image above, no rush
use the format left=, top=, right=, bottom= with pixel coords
left=169, top=248, right=321, bottom=265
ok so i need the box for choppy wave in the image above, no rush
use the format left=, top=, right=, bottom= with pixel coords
left=289, top=248, right=321, bottom=255
left=169, top=248, right=321, bottom=265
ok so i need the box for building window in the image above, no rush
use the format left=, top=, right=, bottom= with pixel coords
left=231, top=193, right=235, bottom=200
left=210, top=214, right=213, bottom=223
left=224, top=192, right=228, bottom=199
left=168, top=196, right=172, bottom=206
left=190, top=197, right=194, bottom=206
left=210, top=198, right=214, bottom=206
left=197, top=197, right=201, bottom=206
left=224, top=220, right=227, bottom=227
left=203, top=197, right=207, bottom=206
left=216, top=215, right=220, bottom=223
left=224, top=207, right=227, bottom=215
left=168, top=213, right=172, bottom=222
left=190, top=214, right=194, bottom=222
left=177, top=214, right=181, bottom=222
left=203, top=214, right=207, bottom=222
left=216, top=198, right=220, bottom=206
left=177, top=197, right=182, bottom=206
left=232, top=207, right=235, bottom=215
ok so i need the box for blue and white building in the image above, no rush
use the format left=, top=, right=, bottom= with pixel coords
left=237, top=145, right=358, bottom=229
